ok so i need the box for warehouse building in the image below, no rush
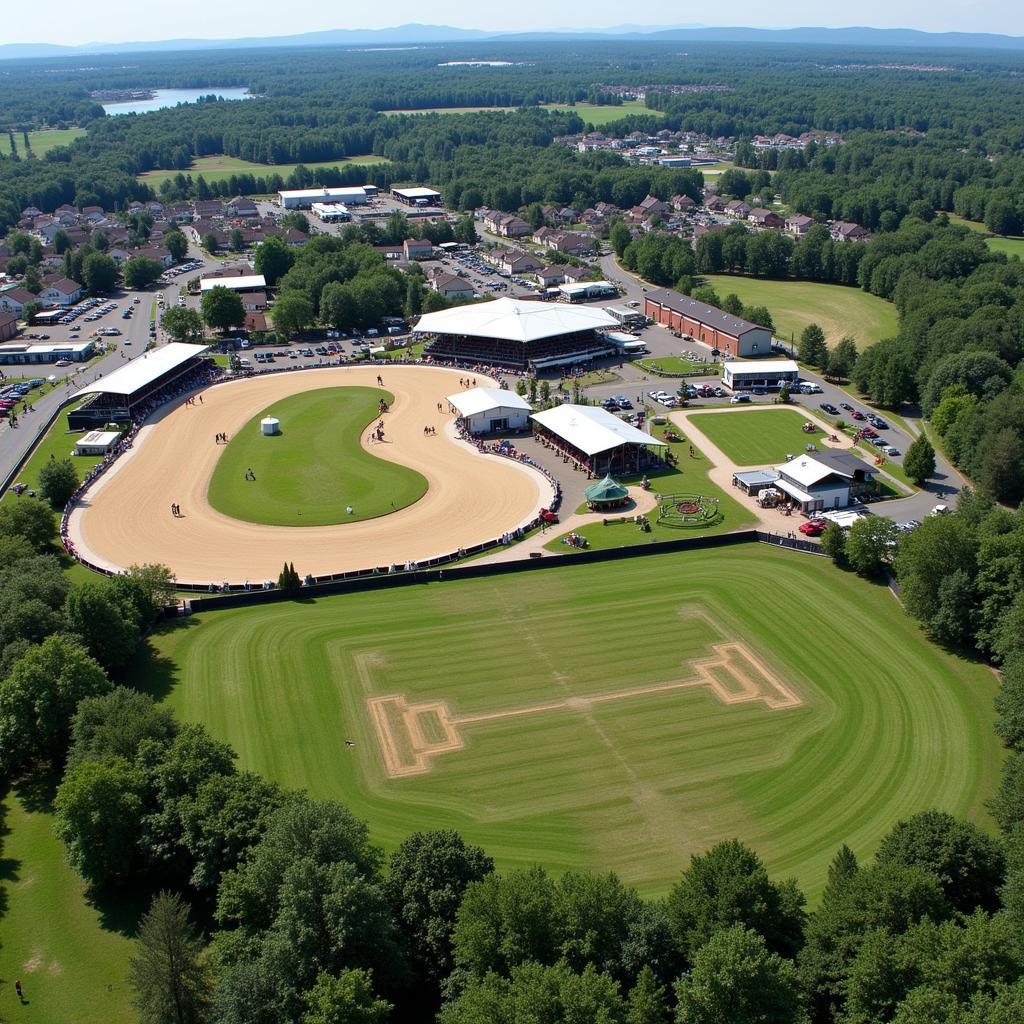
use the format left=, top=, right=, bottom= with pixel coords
left=392, top=186, right=443, bottom=208
left=644, top=287, right=773, bottom=358
left=278, top=187, right=372, bottom=209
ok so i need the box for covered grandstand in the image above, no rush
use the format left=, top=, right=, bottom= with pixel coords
left=68, top=343, right=212, bottom=428
left=413, top=297, right=618, bottom=371
left=531, top=404, right=666, bottom=476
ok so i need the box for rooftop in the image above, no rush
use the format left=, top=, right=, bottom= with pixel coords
left=413, top=297, right=617, bottom=344
left=73, top=343, right=210, bottom=399
left=645, top=287, right=768, bottom=337
left=447, top=387, right=533, bottom=418
left=531, top=404, right=666, bottom=457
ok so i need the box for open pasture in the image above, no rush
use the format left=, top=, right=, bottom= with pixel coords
left=141, top=543, right=1000, bottom=898
left=701, top=274, right=899, bottom=348
left=688, top=407, right=823, bottom=465
left=137, top=153, right=390, bottom=189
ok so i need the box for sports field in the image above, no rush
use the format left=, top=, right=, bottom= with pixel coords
left=688, top=408, right=823, bottom=465
left=138, top=543, right=1001, bottom=898
left=137, top=153, right=391, bottom=190
left=0, top=787, right=136, bottom=1024
left=702, top=275, right=899, bottom=348
left=207, top=387, right=427, bottom=527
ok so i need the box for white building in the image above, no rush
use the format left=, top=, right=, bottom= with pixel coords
left=74, top=430, right=121, bottom=456
left=311, top=202, right=351, bottom=222
left=200, top=274, right=267, bottom=295
left=722, top=359, right=800, bottom=391
left=447, top=387, right=532, bottom=433
left=278, top=187, right=372, bottom=210
left=392, top=186, right=442, bottom=208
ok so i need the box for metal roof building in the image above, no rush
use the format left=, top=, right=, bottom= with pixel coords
left=531, top=404, right=665, bottom=476
left=446, top=387, right=532, bottom=433
left=644, top=287, right=773, bottom=358
left=200, top=274, right=266, bottom=294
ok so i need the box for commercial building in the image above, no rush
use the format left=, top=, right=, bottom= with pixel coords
left=413, top=297, right=618, bottom=371
left=311, top=203, right=351, bottom=223
left=531, top=404, right=666, bottom=476
left=558, top=281, right=617, bottom=302
left=447, top=387, right=533, bottom=433
left=392, top=186, right=442, bottom=208
left=278, top=187, right=372, bottom=209
left=74, top=430, right=122, bottom=456
left=773, top=450, right=876, bottom=513
left=644, top=288, right=773, bottom=358
left=721, top=359, right=800, bottom=391
left=0, top=339, right=95, bottom=365
left=69, top=343, right=211, bottom=427
left=0, top=311, right=19, bottom=342
left=200, top=274, right=267, bottom=295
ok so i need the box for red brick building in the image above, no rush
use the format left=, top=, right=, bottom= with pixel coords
left=644, top=288, right=773, bottom=357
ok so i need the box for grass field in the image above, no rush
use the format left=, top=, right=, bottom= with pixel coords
left=22, top=128, right=86, bottom=157
left=702, top=275, right=900, bottom=348
left=0, top=784, right=136, bottom=1024
left=688, top=408, right=824, bottom=465
left=207, top=387, right=427, bottom=527
left=944, top=214, right=1024, bottom=258
left=137, top=153, right=391, bottom=190
left=639, top=357, right=721, bottom=376
left=133, top=543, right=1000, bottom=899
left=383, top=101, right=659, bottom=125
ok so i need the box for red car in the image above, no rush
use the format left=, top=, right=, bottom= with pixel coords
left=851, top=410, right=865, bottom=421
left=539, top=508, right=559, bottom=524
left=799, top=519, right=828, bottom=536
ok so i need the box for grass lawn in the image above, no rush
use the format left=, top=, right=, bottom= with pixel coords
left=23, top=128, right=86, bottom=157
left=137, top=153, right=391, bottom=190
left=385, top=105, right=519, bottom=116
left=639, top=356, right=720, bottom=376
left=541, top=100, right=661, bottom=124
left=701, top=275, right=899, bottom=349
left=688, top=408, right=824, bottom=466
left=207, top=387, right=427, bottom=527
left=132, top=542, right=1001, bottom=899
left=987, top=236, right=1024, bottom=259
left=0, top=783, right=136, bottom=1024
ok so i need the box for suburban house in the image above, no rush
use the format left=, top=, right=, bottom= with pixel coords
left=403, top=238, right=433, bottom=261
left=830, top=221, right=870, bottom=242
left=748, top=208, right=784, bottom=229
left=672, top=194, right=697, bottom=212
left=785, top=214, right=815, bottom=235
left=479, top=210, right=532, bottom=237
left=637, top=195, right=672, bottom=217
left=644, top=287, right=773, bottom=358
left=227, top=196, right=259, bottom=218
left=772, top=450, right=876, bottom=513
left=241, top=291, right=268, bottom=311
left=430, top=273, right=475, bottom=300
left=725, top=200, right=752, bottom=218
left=535, top=266, right=569, bottom=287
left=0, top=311, right=18, bottom=341
left=499, top=252, right=544, bottom=275
left=0, top=288, right=37, bottom=316
left=38, top=277, right=83, bottom=307
left=135, top=245, right=174, bottom=267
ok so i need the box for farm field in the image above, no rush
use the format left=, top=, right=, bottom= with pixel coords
left=22, top=128, right=87, bottom=156
left=0, top=786, right=136, bottom=1024
left=688, top=408, right=824, bottom=465
left=384, top=100, right=658, bottom=124
left=137, top=153, right=391, bottom=189
left=137, top=543, right=1001, bottom=899
left=207, top=387, right=427, bottom=527
left=702, top=275, right=900, bottom=348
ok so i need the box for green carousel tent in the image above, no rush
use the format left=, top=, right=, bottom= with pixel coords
left=584, top=474, right=630, bottom=510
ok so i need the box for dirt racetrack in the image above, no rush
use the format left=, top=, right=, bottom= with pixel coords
left=68, top=366, right=551, bottom=585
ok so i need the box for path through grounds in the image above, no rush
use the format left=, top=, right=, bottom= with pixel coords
left=68, top=366, right=550, bottom=584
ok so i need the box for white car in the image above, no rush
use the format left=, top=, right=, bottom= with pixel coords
left=930, top=504, right=950, bottom=516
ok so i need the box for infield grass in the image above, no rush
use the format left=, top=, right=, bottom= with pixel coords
left=701, top=275, right=899, bottom=348
left=0, top=783, right=136, bottom=1024
left=133, top=543, right=1001, bottom=899
left=688, top=408, right=825, bottom=466
left=207, top=387, right=427, bottom=527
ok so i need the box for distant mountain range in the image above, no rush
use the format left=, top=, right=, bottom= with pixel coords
left=2, top=23, right=1024, bottom=61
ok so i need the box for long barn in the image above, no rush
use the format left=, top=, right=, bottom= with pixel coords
left=644, top=287, right=773, bottom=358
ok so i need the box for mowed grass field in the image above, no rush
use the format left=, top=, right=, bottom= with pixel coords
left=24, top=128, right=87, bottom=156
left=137, top=543, right=1001, bottom=899
left=688, top=408, right=824, bottom=465
left=0, top=787, right=137, bottom=1024
left=207, top=387, right=427, bottom=527
left=943, top=214, right=1024, bottom=258
left=137, top=153, right=391, bottom=189
left=702, top=275, right=900, bottom=348
left=384, top=101, right=658, bottom=124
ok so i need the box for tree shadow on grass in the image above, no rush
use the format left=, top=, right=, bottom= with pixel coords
left=119, top=616, right=200, bottom=701
left=0, top=793, right=17, bottom=923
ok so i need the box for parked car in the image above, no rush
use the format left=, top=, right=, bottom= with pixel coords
left=730, top=394, right=751, bottom=404
left=799, top=519, right=828, bottom=536
left=819, top=402, right=840, bottom=415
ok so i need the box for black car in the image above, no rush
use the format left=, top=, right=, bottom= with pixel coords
left=819, top=402, right=840, bottom=415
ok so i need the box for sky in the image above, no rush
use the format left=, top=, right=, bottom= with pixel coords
left=5, top=1, right=1021, bottom=46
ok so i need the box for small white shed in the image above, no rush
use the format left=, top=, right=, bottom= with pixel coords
left=447, top=387, right=532, bottom=434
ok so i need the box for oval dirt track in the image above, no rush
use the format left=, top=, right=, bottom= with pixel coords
left=68, top=366, right=550, bottom=584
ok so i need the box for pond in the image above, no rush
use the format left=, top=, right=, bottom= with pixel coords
left=102, top=87, right=253, bottom=116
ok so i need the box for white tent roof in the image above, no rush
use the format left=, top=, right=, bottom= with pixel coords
left=725, top=359, right=799, bottom=375
left=413, top=297, right=617, bottom=344
left=73, top=343, right=210, bottom=399
left=531, top=404, right=666, bottom=456
left=447, top=387, right=532, bottom=418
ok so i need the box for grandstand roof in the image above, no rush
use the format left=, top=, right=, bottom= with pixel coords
left=413, top=297, right=617, bottom=344
left=531, top=404, right=666, bottom=456
left=73, top=343, right=210, bottom=399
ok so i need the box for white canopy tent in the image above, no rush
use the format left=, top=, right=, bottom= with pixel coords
left=414, top=297, right=617, bottom=343
left=531, top=404, right=666, bottom=456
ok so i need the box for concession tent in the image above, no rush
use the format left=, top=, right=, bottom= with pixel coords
left=584, top=475, right=630, bottom=510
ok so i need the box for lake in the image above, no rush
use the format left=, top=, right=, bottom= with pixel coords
left=103, top=87, right=253, bottom=116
